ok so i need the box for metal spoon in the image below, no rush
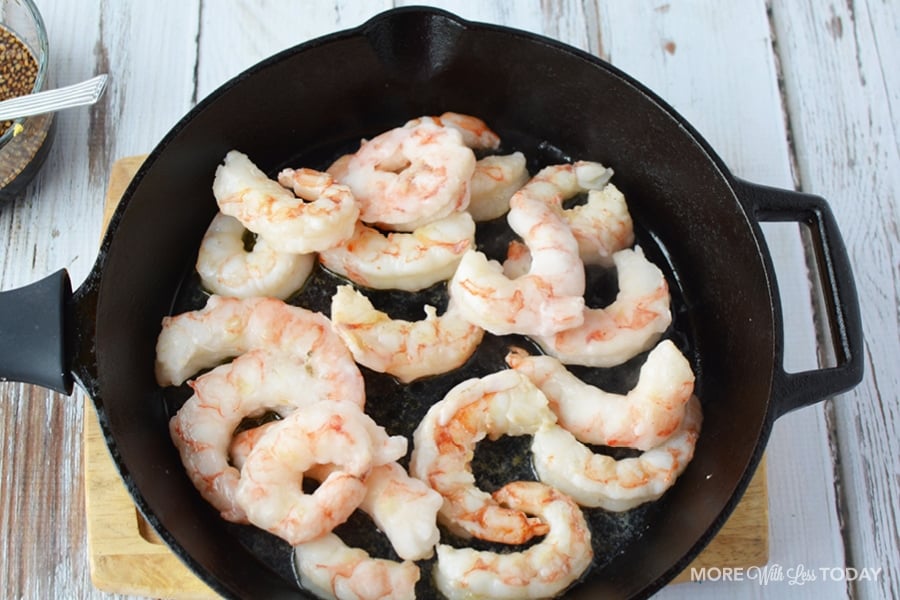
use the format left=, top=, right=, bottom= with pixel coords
left=0, top=74, right=109, bottom=121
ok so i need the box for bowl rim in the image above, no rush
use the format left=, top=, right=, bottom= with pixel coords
left=0, top=0, right=50, bottom=148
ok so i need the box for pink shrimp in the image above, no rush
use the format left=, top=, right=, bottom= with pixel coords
left=340, top=121, right=475, bottom=231
left=534, top=246, right=672, bottom=367
left=318, top=210, right=475, bottom=292
left=169, top=348, right=363, bottom=523
left=213, top=151, right=358, bottom=254
left=506, top=339, right=695, bottom=450
left=404, top=112, right=502, bottom=150
left=234, top=401, right=407, bottom=545
left=154, top=295, right=363, bottom=393
left=532, top=396, right=703, bottom=511
left=434, top=481, right=593, bottom=600
left=330, top=284, right=484, bottom=383
left=409, top=370, right=558, bottom=544
left=448, top=165, right=590, bottom=337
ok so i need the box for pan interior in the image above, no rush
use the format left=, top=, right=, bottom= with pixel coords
left=91, top=10, right=776, bottom=599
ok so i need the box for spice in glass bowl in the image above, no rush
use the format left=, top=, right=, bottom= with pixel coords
left=0, top=25, right=39, bottom=135
left=0, top=0, right=54, bottom=201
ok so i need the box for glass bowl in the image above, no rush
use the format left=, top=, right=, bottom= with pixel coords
left=0, top=0, right=54, bottom=200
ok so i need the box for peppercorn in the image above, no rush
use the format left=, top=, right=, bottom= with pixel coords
left=0, top=25, right=39, bottom=134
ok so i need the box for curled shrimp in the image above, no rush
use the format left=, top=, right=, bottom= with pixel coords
left=340, top=121, right=476, bottom=230
left=154, top=295, right=364, bottom=395
left=231, top=429, right=441, bottom=561
left=448, top=167, right=589, bottom=337
left=434, top=481, right=593, bottom=600
left=506, top=339, right=695, bottom=451
left=567, top=182, right=635, bottom=266
left=330, top=285, right=484, bottom=383
left=213, top=151, right=359, bottom=254
left=195, top=212, right=314, bottom=299
left=534, top=246, right=672, bottom=367
left=169, top=348, right=362, bottom=522
left=318, top=210, right=475, bottom=292
left=467, top=152, right=530, bottom=222
left=410, top=370, right=558, bottom=545
left=505, top=186, right=634, bottom=269
left=294, top=533, right=420, bottom=600
left=532, top=396, right=703, bottom=511
left=234, top=401, right=407, bottom=545
left=404, top=111, right=501, bottom=150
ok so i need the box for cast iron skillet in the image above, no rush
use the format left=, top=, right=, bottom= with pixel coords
left=0, top=7, right=863, bottom=599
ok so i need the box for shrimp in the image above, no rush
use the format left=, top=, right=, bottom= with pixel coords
left=234, top=401, right=407, bottom=545
left=330, top=285, right=484, bottom=383
left=318, top=210, right=475, bottom=292
left=567, top=183, right=635, bottom=266
left=340, top=121, right=476, bottom=230
left=504, top=186, right=634, bottom=269
left=195, top=212, right=314, bottom=299
left=154, top=295, right=363, bottom=395
left=467, top=152, right=530, bottom=222
left=169, top=349, right=362, bottom=522
left=410, top=370, right=558, bottom=544
left=534, top=246, right=672, bottom=367
left=232, top=428, right=441, bottom=561
left=404, top=112, right=501, bottom=150
left=356, top=461, right=443, bottom=561
left=213, top=151, right=359, bottom=254
left=532, top=396, right=703, bottom=511
left=433, top=481, right=593, bottom=600
left=294, top=533, right=420, bottom=600
left=506, top=340, right=695, bottom=450
left=448, top=168, right=588, bottom=337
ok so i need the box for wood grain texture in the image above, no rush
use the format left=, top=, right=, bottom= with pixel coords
left=771, top=1, right=900, bottom=598
left=1, top=1, right=896, bottom=598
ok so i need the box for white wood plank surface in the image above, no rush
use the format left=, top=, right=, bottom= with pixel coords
left=594, top=3, right=844, bottom=598
left=0, top=1, right=896, bottom=599
left=771, top=1, right=900, bottom=598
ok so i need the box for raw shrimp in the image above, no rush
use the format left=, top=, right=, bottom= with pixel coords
left=433, top=481, right=593, bottom=600
left=340, top=121, right=475, bottom=230
left=195, top=212, right=314, bottom=299
left=532, top=396, right=703, bottom=511
left=467, top=152, right=530, bottom=222
left=330, top=285, right=484, bottom=383
left=213, top=151, right=358, bottom=253
left=318, top=210, right=475, bottom=292
left=294, top=533, right=420, bottom=600
left=506, top=340, right=695, bottom=450
left=154, top=295, right=363, bottom=396
left=410, top=370, right=558, bottom=544
left=234, top=401, right=407, bottom=545
left=233, top=426, right=441, bottom=562
left=404, top=112, right=501, bottom=150
left=169, top=349, right=362, bottom=522
left=534, top=246, right=672, bottom=367
left=448, top=167, right=589, bottom=337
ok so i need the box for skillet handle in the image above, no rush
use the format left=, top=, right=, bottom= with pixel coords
left=736, top=179, right=864, bottom=419
left=0, top=269, right=73, bottom=394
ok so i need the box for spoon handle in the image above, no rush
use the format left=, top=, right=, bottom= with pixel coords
left=0, top=74, right=109, bottom=121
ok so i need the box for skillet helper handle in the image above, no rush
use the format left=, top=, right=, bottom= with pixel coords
left=0, top=269, right=73, bottom=394
left=736, top=179, right=864, bottom=419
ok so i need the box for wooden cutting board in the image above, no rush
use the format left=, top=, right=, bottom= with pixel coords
left=83, top=156, right=769, bottom=598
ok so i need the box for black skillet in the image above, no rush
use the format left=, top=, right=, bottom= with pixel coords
left=0, top=7, right=863, bottom=599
